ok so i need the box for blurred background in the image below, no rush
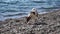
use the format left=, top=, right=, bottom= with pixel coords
left=0, top=0, right=60, bottom=21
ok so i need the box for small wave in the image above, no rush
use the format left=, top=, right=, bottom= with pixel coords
left=0, top=1, right=20, bottom=4
left=3, top=13, right=27, bottom=17
left=32, top=1, right=46, bottom=3
left=38, top=7, right=60, bottom=9
left=1, top=10, right=18, bottom=13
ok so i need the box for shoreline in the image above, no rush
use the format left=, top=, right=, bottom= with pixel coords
left=0, top=9, right=59, bottom=21
left=0, top=9, right=60, bottom=21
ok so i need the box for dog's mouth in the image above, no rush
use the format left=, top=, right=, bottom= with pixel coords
left=31, top=12, right=35, bottom=15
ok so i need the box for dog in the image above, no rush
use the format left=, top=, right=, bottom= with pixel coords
left=26, top=8, right=38, bottom=23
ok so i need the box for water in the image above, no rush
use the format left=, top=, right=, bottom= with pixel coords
left=0, top=0, right=60, bottom=21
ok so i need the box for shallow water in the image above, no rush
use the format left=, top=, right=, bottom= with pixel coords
left=0, top=0, right=60, bottom=21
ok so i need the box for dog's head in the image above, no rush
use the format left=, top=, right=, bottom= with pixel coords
left=31, top=8, right=37, bottom=12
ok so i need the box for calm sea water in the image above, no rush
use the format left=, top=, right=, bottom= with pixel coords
left=0, top=0, right=60, bottom=21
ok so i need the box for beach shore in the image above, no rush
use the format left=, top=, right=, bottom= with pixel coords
left=0, top=9, right=60, bottom=34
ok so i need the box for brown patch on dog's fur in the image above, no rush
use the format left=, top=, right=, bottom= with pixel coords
left=26, top=16, right=31, bottom=22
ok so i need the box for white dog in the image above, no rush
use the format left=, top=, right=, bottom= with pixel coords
left=26, top=8, right=38, bottom=23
